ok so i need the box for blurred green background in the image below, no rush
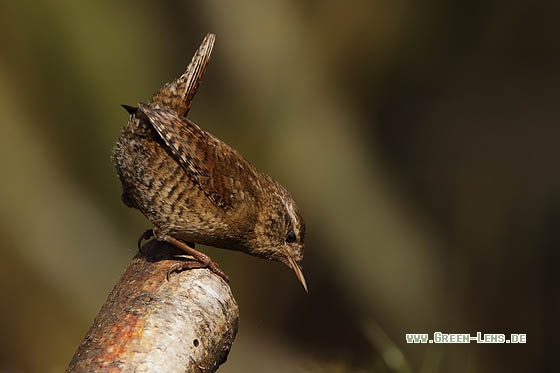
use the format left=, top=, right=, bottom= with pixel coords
left=0, top=1, right=556, bottom=372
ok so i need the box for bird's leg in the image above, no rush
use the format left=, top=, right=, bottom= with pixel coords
left=137, top=229, right=154, bottom=253
left=163, top=235, right=230, bottom=283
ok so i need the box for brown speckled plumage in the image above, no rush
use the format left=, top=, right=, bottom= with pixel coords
left=111, top=34, right=307, bottom=291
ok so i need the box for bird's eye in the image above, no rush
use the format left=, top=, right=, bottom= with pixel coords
left=286, top=230, right=297, bottom=243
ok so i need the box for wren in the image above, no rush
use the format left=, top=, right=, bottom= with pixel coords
left=111, top=34, right=307, bottom=291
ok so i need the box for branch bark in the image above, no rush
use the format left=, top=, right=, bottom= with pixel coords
left=67, top=240, right=239, bottom=372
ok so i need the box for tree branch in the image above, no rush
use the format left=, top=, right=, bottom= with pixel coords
left=67, top=240, right=239, bottom=372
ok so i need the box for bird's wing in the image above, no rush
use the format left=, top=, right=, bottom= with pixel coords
left=138, top=103, right=257, bottom=210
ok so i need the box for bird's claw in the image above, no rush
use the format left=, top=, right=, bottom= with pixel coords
left=166, top=260, right=206, bottom=281
left=137, top=229, right=154, bottom=252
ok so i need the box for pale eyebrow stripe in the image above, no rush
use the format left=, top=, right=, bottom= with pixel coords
left=283, top=199, right=299, bottom=236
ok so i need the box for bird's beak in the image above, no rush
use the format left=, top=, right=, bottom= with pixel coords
left=287, top=254, right=308, bottom=293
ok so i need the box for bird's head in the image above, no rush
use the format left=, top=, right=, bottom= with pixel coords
left=248, top=179, right=307, bottom=292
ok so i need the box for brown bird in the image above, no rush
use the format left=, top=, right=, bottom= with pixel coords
left=111, top=34, right=307, bottom=291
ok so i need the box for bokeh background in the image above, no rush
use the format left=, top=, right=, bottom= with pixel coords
left=0, top=1, right=556, bottom=372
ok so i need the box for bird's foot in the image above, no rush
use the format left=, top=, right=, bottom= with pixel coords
left=164, top=235, right=230, bottom=283
left=137, top=229, right=154, bottom=253
left=166, top=260, right=207, bottom=281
